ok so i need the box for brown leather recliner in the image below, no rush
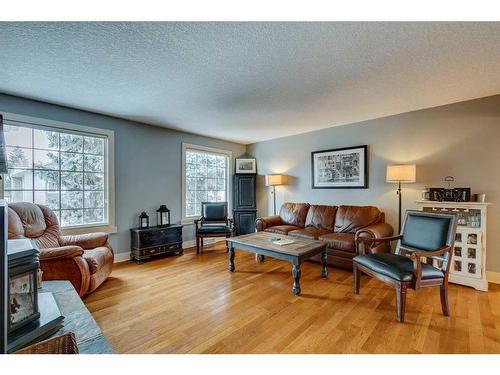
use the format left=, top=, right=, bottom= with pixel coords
left=8, top=202, right=114, bottom=296
left=256, top=202, right=394, bottom=269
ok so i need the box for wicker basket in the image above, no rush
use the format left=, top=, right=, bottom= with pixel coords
left=14, top=332, right=79, bottom=354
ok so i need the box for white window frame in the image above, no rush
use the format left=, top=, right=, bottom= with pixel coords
left=0, top=112, right=116, bottom=235
left=181, top=142, right=233, bottom=225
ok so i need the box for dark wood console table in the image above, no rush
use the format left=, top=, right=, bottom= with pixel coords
left=130, top=224, right=183, bottom=263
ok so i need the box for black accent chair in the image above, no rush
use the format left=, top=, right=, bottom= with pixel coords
left=353, top=210, right=458, bottom=323
left=194, top=202, right=234, bottom=254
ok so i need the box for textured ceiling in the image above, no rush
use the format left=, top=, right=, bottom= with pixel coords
left=0, top=22, right=500, bottom=144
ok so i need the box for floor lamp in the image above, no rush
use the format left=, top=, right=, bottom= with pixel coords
left=265, top=174, right=283, bottom=216
left=386, top=164, right=416, bottom=233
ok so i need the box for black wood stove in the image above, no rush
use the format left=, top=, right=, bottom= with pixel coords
left=5, top=239, right=65, bottom=353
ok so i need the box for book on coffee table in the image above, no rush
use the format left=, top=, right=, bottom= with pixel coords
left=271, top=238, right=295, bottom=246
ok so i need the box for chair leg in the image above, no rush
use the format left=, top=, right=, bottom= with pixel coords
left=201, top=237, right=204, bottom=248
left=353, top=263, right=361, bottom=294
left=196, top=236, right=200, bottom=254
left=440, top=283, right=450, bottom=316
left=395, top=283, right=407, bottom=323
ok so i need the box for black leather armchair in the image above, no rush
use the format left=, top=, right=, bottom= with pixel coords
left=353, top=210, right=458, bottom=322
left=194, top=202, right=234, bottom=254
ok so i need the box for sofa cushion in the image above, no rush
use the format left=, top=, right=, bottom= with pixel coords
left=264, top=225, right=301, bottom=235
left=197, top=225, right=232, bottom=234
left=83, top=247, right=114, bottom=275
left=353, top=253, right=444, bottom=282
left=9, top=202, right=47, bottom=238
left=318, top=232, right=356, bottom=252
left=9, top=203, right=60, bottom=248
left=8, top=207, right=25, bottom=239
left=279, top=202, right=310, bottom=227
left=334, top=205, right=382, bottom=233
left=289, top=227, right=331, bottom=240
left=305, top=205, right=337, bottom=231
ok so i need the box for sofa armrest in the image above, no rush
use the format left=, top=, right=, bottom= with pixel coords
left=39, top=248, right=90, bottom=296
left=355, top=223, right=394, bottom=254
left=60, top=232, right=109, bottom=249
left=40, top=246, right=84, bottom=260
left=255, top=216, right=282, bottom=231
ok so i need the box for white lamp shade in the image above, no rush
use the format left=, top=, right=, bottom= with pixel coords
left=265, top=174, right=283, bottom=186
left=386, top=164, right=416, bottom=183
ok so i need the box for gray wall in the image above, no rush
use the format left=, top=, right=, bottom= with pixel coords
left=247, top=94, right=500, bottom=273
left=0, top=94, right=246, bottom=254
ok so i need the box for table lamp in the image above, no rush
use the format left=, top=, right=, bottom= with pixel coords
left=265, top=174, right=283, bottom=216
left=386, top=164, right=416, bottom=232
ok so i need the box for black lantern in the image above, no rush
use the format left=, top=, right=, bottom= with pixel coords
left=139, top=212, right=149, bottom=229
left=156, top=205, right=170, bottom=227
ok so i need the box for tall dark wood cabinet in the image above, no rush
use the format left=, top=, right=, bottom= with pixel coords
left=233, top=174, right=257, bottom=235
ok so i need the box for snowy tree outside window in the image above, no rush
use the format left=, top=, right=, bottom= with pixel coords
left=3, top=124, right=108, bottom=227
left=184, top=148, right=229, bottom=218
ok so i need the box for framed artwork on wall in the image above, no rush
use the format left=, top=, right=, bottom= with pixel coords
left=235, top=158, right=257, bottom=174
left=311, top=145, right=368, bottom=189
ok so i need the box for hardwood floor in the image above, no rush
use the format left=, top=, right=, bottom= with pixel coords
left=84, top=242, right=500, bottom=354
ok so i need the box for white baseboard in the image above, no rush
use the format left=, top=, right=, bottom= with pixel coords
left=182, top=237, right=226, bottom=249
left=113, top=238, right=226, bottom=263
left=182, top=240, right=196, bottom=248
left=487, top=271, right=500, bottom=285
left=114, top=252, right=131, bottom=263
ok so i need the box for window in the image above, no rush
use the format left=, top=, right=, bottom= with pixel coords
left=182, top=143, right=232, bottom=221
left=2, top=115, right=114, bottom=231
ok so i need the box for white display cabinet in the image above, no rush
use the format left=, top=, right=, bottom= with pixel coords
left=415, top=200, right=490, bottom=291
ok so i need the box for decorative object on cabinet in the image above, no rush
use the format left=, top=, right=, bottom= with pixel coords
left=156, top=205, right=171, bottom=227
left=139, top=212, right=149, bottom=229
left=353, top=210, right=458, bottom=323
left=429, top=176, right=471, bottom=202
left=235, top=157, right=257, bottom=174
left=233, top=174, right=257, bottom=235
left=386, top=164, right=416, bottom=232
left=473, top=193, right=486, bottom=203
left=130, top=224, right=183, bottom=263
left=311, top=145, right=368, bottom=189
left=265, top=174, right=283, bottom=216
left=195, top=202, right=233, bottom=253
left=415, top=200, right=491, bottom=291
left=421, top=186, right=430, bottom=201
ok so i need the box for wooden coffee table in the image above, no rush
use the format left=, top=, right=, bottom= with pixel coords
left=226, top=232, right=328, bottom=295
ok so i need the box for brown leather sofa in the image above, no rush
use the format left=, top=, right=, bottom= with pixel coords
left=8, top=202, right=114, bottom=296
left=256, top=202, right=393, bottom=269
